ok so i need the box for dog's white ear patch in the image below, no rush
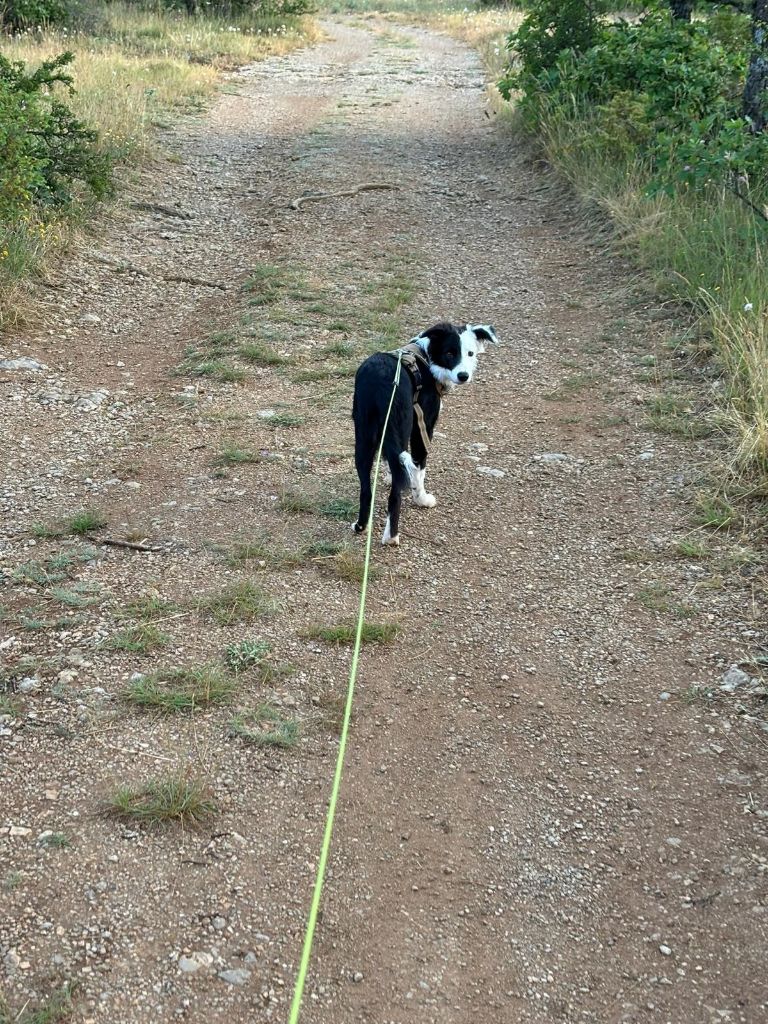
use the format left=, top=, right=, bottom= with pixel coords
left=468, top=324, right=499, bottom=353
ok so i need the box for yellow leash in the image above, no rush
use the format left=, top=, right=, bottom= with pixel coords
left=287, top=352, right=403, bottom=1024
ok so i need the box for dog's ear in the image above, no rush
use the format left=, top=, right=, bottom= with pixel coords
left=468, top=324, right=499, bottom=353
left=414, top=323, right=453, bottom=355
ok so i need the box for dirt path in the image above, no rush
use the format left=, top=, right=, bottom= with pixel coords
left=1, top=16, right=766, bottom=1024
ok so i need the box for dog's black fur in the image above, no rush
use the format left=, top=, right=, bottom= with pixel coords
left=352, top=322, right=497, bottom=545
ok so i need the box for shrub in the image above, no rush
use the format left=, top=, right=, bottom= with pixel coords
left=0, top=0, right=68, bottom=32
left=502, top=8, right=766, bottom=196
left=0, top=51, right=112, bottom=225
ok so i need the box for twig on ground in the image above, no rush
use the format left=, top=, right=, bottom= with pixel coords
left=289, top=182, right=399, bottom=210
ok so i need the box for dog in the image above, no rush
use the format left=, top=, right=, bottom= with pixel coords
left=352, top=322, right=499, bottom=546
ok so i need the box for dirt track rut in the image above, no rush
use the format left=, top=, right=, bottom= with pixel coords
left=1, top=16, right=766, bottom=1024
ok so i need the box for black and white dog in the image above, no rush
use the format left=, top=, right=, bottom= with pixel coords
left=352, top=322, right=499, bottom=546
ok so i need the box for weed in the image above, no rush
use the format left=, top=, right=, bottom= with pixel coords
left=279, top=490, right=317, bottom=515
left=104, top=623, right=169, bottom=653
left=683, top=684, right=716, bottom=704
left=48, top=585, right=100, bottom=609
left=124, top=594, right=179, bottom=621
left=319, top=496, right=357, bottom=520
left=226, top=537, right=274, bottom=565
left=199, top=581, right=278, bottom=625
left=617, top=548, right=658, bottom=564
left=315, top=548, right=374, bottom=583
left=0, top=695, right=21, bottom=717
left=229, top=705, right=298, bottom=748
left=543, top=372, right=601, bottom=401
left=31, top=522, right=66, bottom=539
left=269, top=412, right=304, bottom=428
left=645, top=394, right=714, bottom=440
left=695, top=493, right=736, bottom=530
left=305, top=621, right=399, bottom=645
left=3, top=871, right=22, bottom=892
left=38, top=831, right=70, bottom=850
left=67, top=510, right=107, bottom=536
left=637, top=581, right=695, bottom=618
left=108, top=774, right=216, bottom=826
left=225, top=639, right=270, bottom=673
left=125, top=666, right=235, bottom=712
left=216, top=443, right=259, bottom=466
left=191, top=360, right=245, bottom=383
left=238, top=341, right=287, bottom=367
left=322, top=340, right=356, bottom=357
left=243, top=263, right=291, bottom=305
left=301, top=539, right=346, bottom=558
left=676, top=538, right=709, bottom=558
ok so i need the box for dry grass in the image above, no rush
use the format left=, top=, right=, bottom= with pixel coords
left=0, top=3, right=319, bottom=325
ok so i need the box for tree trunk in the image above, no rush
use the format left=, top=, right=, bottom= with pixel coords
left=669, top=0, right=693, bottom=20
left=744, top=0, right=768, bottom=131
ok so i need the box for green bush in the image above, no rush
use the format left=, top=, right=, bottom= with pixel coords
left=137, top=0, right=313, bottom=15
left=501, top=8, right=767, bottom=196
left=0, top=51, right=112, bottom=223
left=0, top=0, right=68, bottom=31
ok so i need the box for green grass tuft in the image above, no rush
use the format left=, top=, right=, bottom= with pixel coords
left=238, top=341, right=288, bottom=366
left=67, top=510, right=107, bottom=536
left=305, top=620, right=399, bottom=645
left=216, top=442, right=259, bottom=465
left=107, top=774, right=216, bottom=826
left=123, top=594, right=179, bottom=621
left=199, top=580, right=278, bottom=625
left=125, top=666, right=235, bottom=712
left=229, top=705, right=298, bottom=748
left=695, top=493, right=736, bottom=530
left=104, top=622, right=169, bottom=653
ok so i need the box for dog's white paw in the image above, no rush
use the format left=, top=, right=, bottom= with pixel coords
left=381, top=517, right=399, bottom=546
left=413, top=491, right=437, bottom=508
left=352, top=521, right=367, bottom=534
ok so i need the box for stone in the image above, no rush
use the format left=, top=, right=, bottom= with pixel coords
left=74, top=389, right=109, bottom=413
left=720, top=665, right=752, bottom=692
left=219, top=968, right=251, bottom=986
left=0, top=357, right=45, bottom=372
left=178, top=951, right=213, bottom=973
left=659, top=945, right=672, bottom=956
left=476, top=465, right=505, bottom=479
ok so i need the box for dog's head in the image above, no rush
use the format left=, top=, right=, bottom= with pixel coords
left=412, top=322, right=499, bottom=388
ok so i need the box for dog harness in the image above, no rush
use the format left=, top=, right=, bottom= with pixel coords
left=390, top=342, right=447, bottom=451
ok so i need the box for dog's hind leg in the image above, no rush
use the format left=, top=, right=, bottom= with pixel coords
left=353, top=440, right=375, bottom=534
left=381, top=450, right=408, bottom=546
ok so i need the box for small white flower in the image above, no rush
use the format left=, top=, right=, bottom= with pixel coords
left=744, top=302, right=754, bottom=312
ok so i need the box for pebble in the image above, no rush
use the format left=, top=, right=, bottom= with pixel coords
left=178, top=951, right=214, bottom=973
left=218, top=968, right=251, bottom=986
left=659, top=945, right=672, bottom=956
left=476, top=465, right=505, bottom=478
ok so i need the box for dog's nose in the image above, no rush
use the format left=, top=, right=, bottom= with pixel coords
left=457, top=371, right=469, bottom=383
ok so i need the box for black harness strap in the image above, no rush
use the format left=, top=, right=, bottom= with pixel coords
left=389, top=342, right=446, bottom=452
